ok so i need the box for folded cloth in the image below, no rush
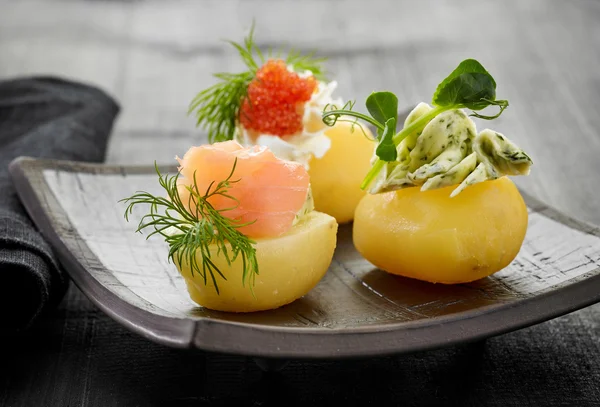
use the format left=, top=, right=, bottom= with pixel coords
left=0, top=77, right=119, bottom=333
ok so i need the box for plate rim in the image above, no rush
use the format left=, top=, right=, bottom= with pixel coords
left=10, top=156, right=600, bottom=359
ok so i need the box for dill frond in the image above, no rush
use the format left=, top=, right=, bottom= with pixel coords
left=121, top=159, right=259, bottom=295
left=285, top=50, right=327, bottom=80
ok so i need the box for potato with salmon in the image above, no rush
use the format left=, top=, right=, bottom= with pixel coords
left=122, top=141, right=337, bottom=312
left=181, top=211, right=336, bottom=312
left=188, top=27, right=373, bottom=224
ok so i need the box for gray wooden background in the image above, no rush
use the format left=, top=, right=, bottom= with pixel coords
left=1, top=0, right=600, bottom=405
left=2, top=0, right=600, bottom=224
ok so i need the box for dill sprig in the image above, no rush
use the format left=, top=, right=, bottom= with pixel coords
left=286, top=49, right=327, bottom=79
left=121, top=159, right=259, bottom=294
left=188, top=23, right=327, bottom=143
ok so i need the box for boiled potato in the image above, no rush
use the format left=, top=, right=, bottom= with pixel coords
left=308, top=121, right=375, bottom=224
left=176, top=211, right=337, bottom=312
left=353, top=177, right=527, bottom=284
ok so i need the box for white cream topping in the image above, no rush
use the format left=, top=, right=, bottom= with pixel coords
left=235, top=71, right=342, bottom=169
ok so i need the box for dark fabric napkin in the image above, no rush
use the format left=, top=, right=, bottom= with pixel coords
left=0, top=77, right=119, bottom=333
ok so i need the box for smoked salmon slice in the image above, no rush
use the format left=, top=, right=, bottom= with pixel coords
left=176, top=140, right=310, bottom=238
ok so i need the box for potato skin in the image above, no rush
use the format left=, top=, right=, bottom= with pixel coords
left=308, top=121, right=374, bottom=224
left=176, top=211, right=337, bottom=312
left=353, top=177, right=528, bottom=284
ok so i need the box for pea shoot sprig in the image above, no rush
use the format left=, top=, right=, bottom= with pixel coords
left=188, top=23, right=327, bottom=143
left=322, top=59, right=509, bottom=189
left=120, top=160, right=259, bottom=295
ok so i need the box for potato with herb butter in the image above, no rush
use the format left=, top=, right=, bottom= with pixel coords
left=354, top=177, right=527, bottom=283
left=324, top=59, right=533, bottom=284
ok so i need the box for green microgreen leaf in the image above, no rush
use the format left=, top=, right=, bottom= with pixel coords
left=366, top=91, right=398, bottom=136
left=432, top=59, right=494, bottom=103
left=433, top=72, right=496, bottom=109
left=375, top=118, right=397, bottom=161
left=432, top=58, right=508, bottom=115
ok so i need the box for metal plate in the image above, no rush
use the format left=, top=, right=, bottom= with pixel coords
left=9, top=157, right=600, bottom=358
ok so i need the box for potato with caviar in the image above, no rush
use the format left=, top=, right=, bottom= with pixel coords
left=353, top=177, right=527, bottom=284
left=308, top=121, right=375, bottom=224
left=177, top=211, right=337, bottom=312
left=187, top=28, right=376, bottom=224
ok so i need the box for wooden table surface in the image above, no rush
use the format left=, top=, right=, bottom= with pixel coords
left=1, top=0, right=600, bottom=406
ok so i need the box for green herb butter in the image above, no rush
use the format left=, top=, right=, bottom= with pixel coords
left=369, top=104, right=532, bottom=196
left=293, top=187, right=315, bottom=225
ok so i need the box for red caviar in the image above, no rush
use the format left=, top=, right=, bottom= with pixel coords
left=240, top=59, right=317, bottom=137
